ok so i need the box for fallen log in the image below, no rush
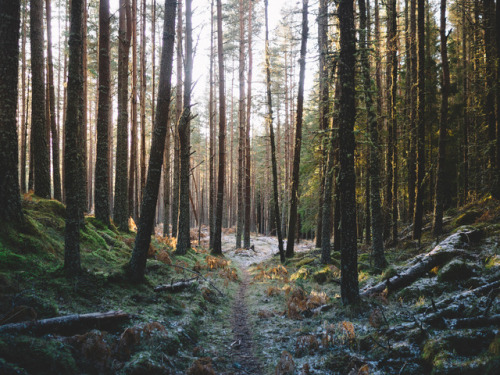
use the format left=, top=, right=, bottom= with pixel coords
left=0, top=310, right=130, bottom=336
left=154, top=277, right=198, bottom=292
left=166, top=263, right=225, bottom=297
left=432, top=279, right=500, bottom=311
left=362, top=228, right=480, bottom=297
left=450, top=314, right=500, bottom=329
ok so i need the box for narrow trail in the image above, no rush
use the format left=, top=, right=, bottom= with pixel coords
left=229, top=267, right=263, bottom=374
left=221, top=233, right=312, bottom=374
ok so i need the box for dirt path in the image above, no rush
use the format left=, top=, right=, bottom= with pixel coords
left=229, top=267, right=263, bottom=374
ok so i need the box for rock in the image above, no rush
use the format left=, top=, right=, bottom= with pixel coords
left=438, top=259, right=479, bottom=282
left=312, top=266, right=338, bottom=284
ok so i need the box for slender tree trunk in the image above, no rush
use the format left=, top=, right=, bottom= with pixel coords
left=20, top=0, right=27, bottom=194
left=359, top=0, right=386, bottom=271
left=113, top=0, right=131, bottom=232
left=129, top=0, right=176, bottom=282
left=209, top=0, right=215, bottom=248
left=338, top=0, right=359, bottom=305
left=264, top=0, right=284, bottom=262
left=321, top=67, right=339, bottom=265
left=171, top=0, right=182, bottom=238
left=64, top=0, right=84, bottom=276
left=408, top=0, right=417, bottom=220
left=244, top=0, right=253, bottom=249
left=176, top=0, right=193, bottom=255
left=128, top=0, right=138, bottom=221
left=286, top=0, right=308, bottom=258
left=315, top=0, right=329, bottom=249
left=211, top=0, right=227, bottom=255
left=80, top=0, right=88, bottom=214
left=236, top=0, right=245, bottom=249
left=484, top=0, right=496, bottom=175
left=94, top=0, right=111, bottom=225
left=432, top=0, right=449, bottom=236
left=140, top=0, right=146, bottom=207
left=0, top=0, right=23, bottom=223
left=462, top=5, right=469, bottom=204
left=31, top=0, right=51, bottom=199
left=45, top=0, right=61, bottom=201
left=413, top=0, right=425, bottom=241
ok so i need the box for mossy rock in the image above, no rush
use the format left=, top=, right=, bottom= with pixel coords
left=0, top=335, right=76, bottom=375
left=290, top=266, right=310, bottom=281
left=0, top=358, right=29, bottom=375
left=13, top=292, right=59, bottom=318
left=453, top=210, right=482, bottom=226
left=312, top=266, right=338, bottom=284
left=438, top=259, right=479, bottom=282
left=295, top=257, right=316, bottom=267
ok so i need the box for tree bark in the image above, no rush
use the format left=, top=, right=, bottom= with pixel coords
left=413, top=0, right=425, bottom=241
left=128, top=0, right=138, bottom=221
left=244, top=0, right=253, bottom=249
left=359, top=0, right=386, bottom=271
left=209, top=0, right=215, bottom=248
left=64, top=0, right=84, bottom=276
left=94, top=0, right=111, bottom=225
left=211, top=0, right=227, bottom=255
left=432, top=0, right=450, bottom=236
left=171, top=0, right=182, bottom=238
left=408, top=0, right=417, bottom=220
left=0, top=0, right=23, bottom=223
left=264, top=0, right=285, bottom=263
left=286, top=0, right=308, bottom=258
left=0, top=311, right=129, bottom=336
left=176, top=0, right=193, bottom=255
left=114, top=0, right=131, bottom=232
left=20, top=0, right=27, bottom=194
left=31, top=0, right=51, bottom=199
left=236, top=0, right=245, bottom=249
left=45, top=0, right=61, bottom=202
left=129, top=0, right=177, bottom=282
left=338, top=0, right=359, bottom=305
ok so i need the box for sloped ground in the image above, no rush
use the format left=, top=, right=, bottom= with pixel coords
left=0, top=195, right=499, bottom=374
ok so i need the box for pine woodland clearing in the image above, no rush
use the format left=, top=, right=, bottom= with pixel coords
left=1, top=0, right=500, bottom=373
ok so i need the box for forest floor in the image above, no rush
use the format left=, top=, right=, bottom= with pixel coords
left=0, top=194, right=499, bottom=374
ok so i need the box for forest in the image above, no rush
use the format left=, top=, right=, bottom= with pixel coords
left=0, top=0, right=499, bottom=373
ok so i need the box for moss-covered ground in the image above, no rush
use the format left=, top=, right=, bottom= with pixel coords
left=0, top=194, right=499, bottom=374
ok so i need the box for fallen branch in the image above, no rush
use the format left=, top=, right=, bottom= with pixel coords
left=0, top=310, right=130, bottom=336
left=312, top=304, right=334, bottom=315
left=362, top=229, right=479, bottom=297
left=167, top=263, right=225, bottom=297
left=154, top=277, right=199, bottom=293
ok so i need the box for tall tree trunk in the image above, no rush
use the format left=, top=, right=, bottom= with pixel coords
left=81, top=0, right=88, bottom=213
left=484, top=0, right=496, bottom=176
left=140, top=0, right=147, bottom=207
left=0, top=0, right=23, bottom=223
left=359, top=0, right=386, bottom=271
left=129, top=0, right=138, bottom=221
left=64, top=0, right=84, bottom=276
left=211, top=0, right=227, bottom=255
left=113, top=0, right=131, bottom=232
left=244, top=0, right=253, bottom=249
left=413, top=0, right=425, bottom=241
left=176, top=0, right=193, bottom=255
left=315, top=0, right=329, bottom=249
left=338, top=0, right=359, bottom=305
left=171, top=0, right=182, bottom=238
left=45, top=0, right=61, bottom=201
left=408, top=0, right=417, bottom=219
left=31, top=0, right=51, bottom=199
left=129, top=0, right=176, bottom=282
left=286, top=0, right=308, bottom=258
left=236, top=0, right=245, bottom=249
left=321, top=66, right=339, bottom=265
left=264, top=0, right=284, bottom=262
left=462, top=4, right=469, bottom=204
left=209, top=0, right=215, bottom=248
left=20, top=0, right=27, bottom=194
left=432, top=0, right=449, bottom=236
left=389, top=0, right=398, bottom=244
left=94, top=0, right=111, bottom=225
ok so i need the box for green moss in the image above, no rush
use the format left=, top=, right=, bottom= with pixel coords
left=295, top=257, right=316, bottom=267
left=0, top=335, right=76, bottom=375
left=438, top=259, right=479, bottom=282
left=453, top=210, right=482, bottom=226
